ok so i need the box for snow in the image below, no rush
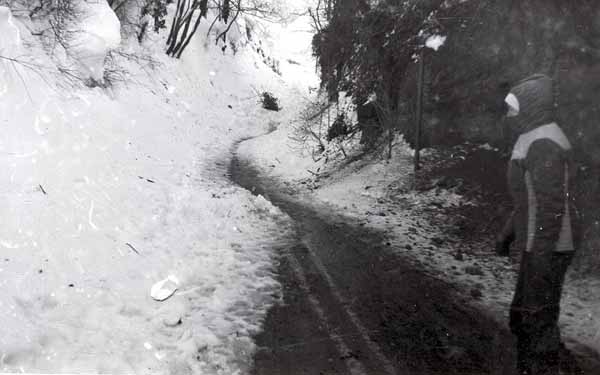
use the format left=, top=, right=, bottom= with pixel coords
left=0, top=7, right=20, bottom=55
left=68, top=0, right=121, bottom=82
left=267, top=11, right=320, bottom=90
left=425, top=34, right=447, bottom=51
left=0, top=5, right=299, bottom=374
left=479, top=143, right=495, bottom=151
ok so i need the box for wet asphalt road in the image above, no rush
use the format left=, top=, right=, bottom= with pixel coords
left=229, top=149, right=522, bottom=375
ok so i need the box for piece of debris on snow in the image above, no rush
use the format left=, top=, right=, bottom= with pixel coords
left=151, top=275, right=180, bottom=301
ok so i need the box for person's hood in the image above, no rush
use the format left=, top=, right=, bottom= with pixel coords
left=505, top=74, right=555, bottom=134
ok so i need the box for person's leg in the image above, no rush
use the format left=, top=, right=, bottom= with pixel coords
left=515, top=334, right=533, bottom=375
left=530, top=321, right=560, bottom=374
left=528, top=252, right=574, bottom=374
left=551, top=253, right=577, bottom=373
left=510, top=252, right=531, bottom=374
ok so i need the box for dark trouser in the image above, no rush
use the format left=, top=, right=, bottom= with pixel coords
left=509, top=251, right=574, bottom=375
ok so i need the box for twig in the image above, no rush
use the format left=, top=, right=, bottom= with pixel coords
left=206, top=11, right=220, bottom=38
left=38, top=184, right=47, bottom=195
left=125, top=243, right=141, bottom=255
left=11, top=60, right=33, bottom=103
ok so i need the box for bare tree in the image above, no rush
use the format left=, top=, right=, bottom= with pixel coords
left=166, top=0, right=284, bottom=58
left=165, top=0, right=209, bottom=57
left=308, top=0, right=335, bottom=33
left=290, top=95, right=330, bottom=158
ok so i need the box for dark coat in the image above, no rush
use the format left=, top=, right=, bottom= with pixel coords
left=504, top=75, right=581, bottom=256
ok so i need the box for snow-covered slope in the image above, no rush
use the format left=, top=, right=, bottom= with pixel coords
left=0, top=4, right=308, bottom=374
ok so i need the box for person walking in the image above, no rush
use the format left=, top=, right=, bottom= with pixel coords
left=495, top=73, right=581, bottom=375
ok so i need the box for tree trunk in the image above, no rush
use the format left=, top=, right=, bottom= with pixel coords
left=199, top=0, right=208, bottom=17
left=222, top=0, right=230, bottom=23
left=169, top=4, right=196, bottom=56
left=177, top=11, right=203, bottom=58
left=172, top=11, right=195, bottom=56
left=167, top=0, right=184, bottom=46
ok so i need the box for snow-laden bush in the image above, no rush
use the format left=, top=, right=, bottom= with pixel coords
left=68, top=0, right=121, bottom=84
left=107, top=0, right=167, bottom=43
left=22, top=0, right=121, bottom=85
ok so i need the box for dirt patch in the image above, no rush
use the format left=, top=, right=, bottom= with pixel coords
left=414, top=145, right=512, bottom=249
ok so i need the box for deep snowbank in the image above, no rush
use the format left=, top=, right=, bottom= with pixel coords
left=0, top=5, right=300, bottom=374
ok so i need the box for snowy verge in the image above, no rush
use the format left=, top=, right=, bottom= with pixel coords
left=0, top=6, right=297, bottom=374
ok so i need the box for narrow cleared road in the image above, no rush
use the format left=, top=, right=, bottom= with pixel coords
left=229, top=142, right=594, bottom=375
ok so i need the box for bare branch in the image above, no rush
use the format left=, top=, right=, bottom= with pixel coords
left=215, top=0, right=241, bottom=44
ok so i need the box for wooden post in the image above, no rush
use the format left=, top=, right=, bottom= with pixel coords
left=414, top=47, right=425, bottom=172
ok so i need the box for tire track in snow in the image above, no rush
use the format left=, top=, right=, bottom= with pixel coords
left=229, top=140, right=401, bottom=375
left=285, top=250, right=369, bottom=375
left=299, top=237, right=399, bottom=375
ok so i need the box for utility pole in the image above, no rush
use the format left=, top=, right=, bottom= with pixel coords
left=414, top=47, right=425, bottom=172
